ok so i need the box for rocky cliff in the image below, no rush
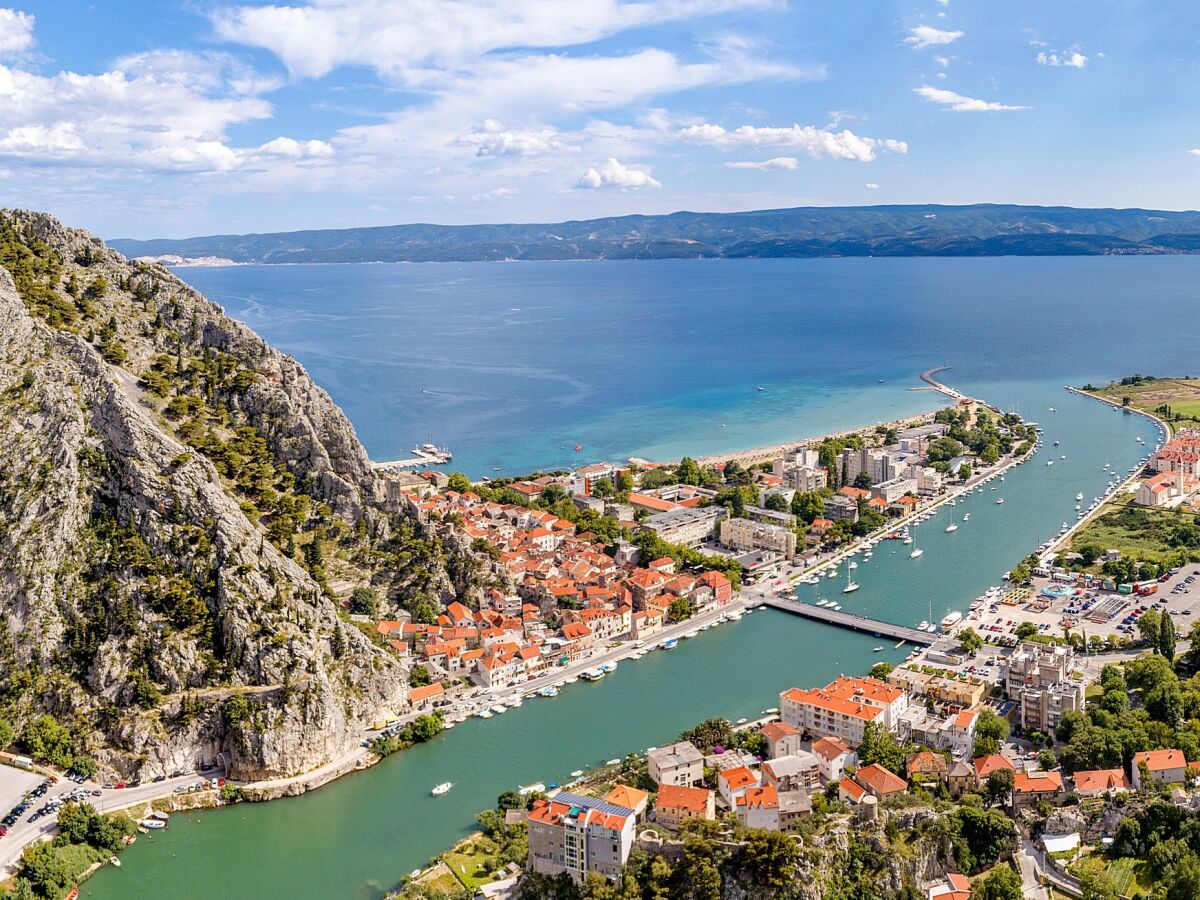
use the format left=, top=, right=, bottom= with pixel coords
left=0, top=211, right=467, bottom=780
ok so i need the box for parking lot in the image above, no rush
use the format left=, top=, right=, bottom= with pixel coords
left=0, top=766, right=40, bottom=820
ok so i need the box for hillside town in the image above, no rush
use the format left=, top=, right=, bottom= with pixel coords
left=367, top=403, right=1034, bottom=711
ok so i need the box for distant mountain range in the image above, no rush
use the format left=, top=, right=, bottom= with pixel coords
left=109, top=203, right=1200, bottom=264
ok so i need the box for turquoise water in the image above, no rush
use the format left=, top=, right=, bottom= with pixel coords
left=180, top=256, right=1200, bottom=477
left=86, top=258, right=1182, bottom=898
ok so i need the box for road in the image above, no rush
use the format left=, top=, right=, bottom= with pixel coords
left=1016, top=839, right=1050, bottom=900
left=0, top=767, right=226, bottom=876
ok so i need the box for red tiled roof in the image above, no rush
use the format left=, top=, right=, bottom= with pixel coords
left=656, top=783, right=711, bottom=814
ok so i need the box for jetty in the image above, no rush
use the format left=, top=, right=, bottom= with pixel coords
left=920, top=366, right=970, bottom=403
left=762, top=595, right=935, bottom=644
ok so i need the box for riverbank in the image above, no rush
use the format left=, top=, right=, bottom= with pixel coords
left=1043, top=386, right=1170, bottom=557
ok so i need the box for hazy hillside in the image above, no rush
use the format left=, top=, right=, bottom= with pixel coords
left=109, top=203, right=1200, bottom=264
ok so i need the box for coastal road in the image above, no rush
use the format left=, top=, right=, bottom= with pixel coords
left=0, top=768, right=226, bottom=877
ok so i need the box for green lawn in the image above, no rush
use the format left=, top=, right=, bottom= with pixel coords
left=1070, top=854, right=1154, bottom=898
left=442, top=836, right=506, bottom=889
left=1089, top=377, right=1200, bottom=429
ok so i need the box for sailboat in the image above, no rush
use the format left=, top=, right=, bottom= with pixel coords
left=945, top=522, right=958, bottom=533
left=843, top=572, right=860, bottom=593
left=909, top=541, right=924, bottom=559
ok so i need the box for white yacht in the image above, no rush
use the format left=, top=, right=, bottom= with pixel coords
left=996, top=497, right=1005, bottom=504
left=848, top=560, right=858, bottom=570
left=1076, top=492, right=1084, bottom=501
left=910, top=546, right=924, bottom=559
left=843, top=575, right=860, bottom=594
left=432, top=782, right=453, bottom=796
left=945, top=523, right=958, bottom=533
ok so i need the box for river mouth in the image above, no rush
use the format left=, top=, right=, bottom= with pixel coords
left=88, top=256, right=1178, bottom=899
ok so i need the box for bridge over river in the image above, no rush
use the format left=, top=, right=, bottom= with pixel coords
left=761, top=595, right=935, bottom=645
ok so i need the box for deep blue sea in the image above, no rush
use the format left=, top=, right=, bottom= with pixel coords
left=181, top=257, right=1200, bottom=478
left=82, top=256, right=1194, bottom=900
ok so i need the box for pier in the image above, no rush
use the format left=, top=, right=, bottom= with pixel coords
left=762, top=595, right=935, bottom=644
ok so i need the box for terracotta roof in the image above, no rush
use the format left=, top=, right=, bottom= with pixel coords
left=839, top=776, right=866, bottom=802
left=811, top=736, right=853, bottom=761
left=906, top=751, right=948, bottom=776
left=718, top=767, right=758, bottom=791
left=1134, top=748, right=1187, bottom=772
left=760, top=721, right=801, bottom=741
left=656, top=784, right=711, bottom=814
left=603, top=785, right=649, bottom=811
left=973, top=754, right=1015, bottom=779
left=1073, top=769, right=1128, bottom=793
left=737, top=784, right=779, bottom=810
left=409, top=683, right=444, bottom=703
left=1014, top=771, right=1064, bottom=794
left=855, top=763, right=907, bottom=796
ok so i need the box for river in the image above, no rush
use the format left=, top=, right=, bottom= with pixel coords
left=87, top=257, right=1177, bottom=898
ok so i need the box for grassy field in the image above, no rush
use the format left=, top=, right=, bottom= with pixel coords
left=1070, top=853, right=1153, bottom=898
left=1089, top=376, right=1200, bottom=427
left=1069, top=494, right=1199, bottom=565
left=442, top=834, right=507, bottom=889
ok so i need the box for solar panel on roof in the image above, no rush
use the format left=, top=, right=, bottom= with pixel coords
left=555, top=791, right=634, bottom=817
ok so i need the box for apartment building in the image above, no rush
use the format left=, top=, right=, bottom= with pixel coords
left=643, top=506, right=725, bottom=548
left=647, top=741, right=705, bottom=787
left=527, top=792, right=637, bottom=883
left=719, top=517, right=797, bottom=560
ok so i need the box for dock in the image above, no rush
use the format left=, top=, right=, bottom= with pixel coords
left=762, top=595, right=935, bottom=644
left=370, top=449, right=452, bottom=472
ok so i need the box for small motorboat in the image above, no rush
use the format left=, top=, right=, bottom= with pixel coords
left=432, top=782, right=453, bottom=796
left=996, top=498, right=1005, bottom=504
left=109, top=857, right=121, bottom=868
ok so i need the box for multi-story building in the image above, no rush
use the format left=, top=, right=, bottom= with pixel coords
left=643, top=507, right=725, bottom=548
left=735, top=784, right=779, bottom=830
left=654, top=784, right=714, bottom=829
left=719, top=517, right=797, bottom=560
left=870, top=477, right=918, bottom=504
left=762, top=752, right=820, bottom=791
left=785, top=465, right=828, bottom=493
left=527, top=792, right=636, bottom=882
left=822, top=495, right=860, bottom=523
left=1018, top=680, right=1085, bottom=733
left=1131, top=749, right=1187, bottom=789
left=647, top=741, right=705, bottom=786
left=1002, top=641, right=1083, bottom=731
left=780, top=676, right=908, bottom=745
left=811, top=736, right=856, bottom=784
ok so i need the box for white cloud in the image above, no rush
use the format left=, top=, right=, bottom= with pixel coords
left=112, top=49, right=283, bottom=96
left=0, top=8, right=34, bottom=58
left=456, top=119, right=577, bottom=157
left=1036, top=50, right=1088, bottom=68
left=905, top=26, right=964, bottom=49
left=471, top=186, right=518, bottom=201
left=1188, top=149, right=1200, bottom=157
left=865, top=182, right=879, bottom=189
left=576, top=157, right=661, bottom=190
left=914, top=85, right=1027, bottom=112
left=0, top=61, right=335, bottom=174
left=255, top=137, right=334, bottom=159
left=724, top=157, right=799, bottom=170
left=678, top=123, right=907, bottom=161
left=933, top=55, right=950, bottom=67
left=212, top=0, right=784, bottom=81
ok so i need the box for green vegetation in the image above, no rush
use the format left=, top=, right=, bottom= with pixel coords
left=1, top=803, right=136, bottom=899
left=369, top=712, right=445, bottom=758
left=1070, top=497, right=1200, bottom=573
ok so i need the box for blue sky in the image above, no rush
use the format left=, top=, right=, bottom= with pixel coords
left=1, top=1, right=1198, bottom=238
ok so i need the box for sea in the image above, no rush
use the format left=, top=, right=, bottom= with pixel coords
left=87, top=256, right=1193, bottom=899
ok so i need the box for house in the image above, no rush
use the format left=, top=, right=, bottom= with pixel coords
left=777, top=789, right=813, bottom=830
left=762, top=753, right=821, bottom=792
left=717, top=766, right=759, bottom=808
left=928, top=873, right=972, bottom=900
left=973, top=754, right=1015, bottom=787
left=838, top=776, right=867, bottom=805
left=654, top=784, right=714, bottom=829
left=811, top=736, right=857, bottom=784
left=947, top=761, right=974, bottom=798
left=1013, top=771, right=1065, bottom=807
left=780, top=676, right=908, bottom=745
left=409, top=682, right=444, bottom=710
left=854, top=763, right=907, bottom=800
left=1132, top=749, right=1188, bottom=789
left=1072, top=769, right=1129, bottom=798
left=761, top=722, right=803, bottom=759
left=603, top=785, right=649, bottom=823
left=736, top=784, right=779, bottom=831
left=527, top=791, right=636, bottom=883
left=906, top=751, right=949, bottom=783
left=647, top=741, right=705, bottom=787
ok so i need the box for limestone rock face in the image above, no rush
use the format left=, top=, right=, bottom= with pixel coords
left=0, top=211, right=420, bottom=780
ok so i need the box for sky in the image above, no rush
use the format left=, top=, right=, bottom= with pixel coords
left=1, top=1, right=1198, bottom=238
